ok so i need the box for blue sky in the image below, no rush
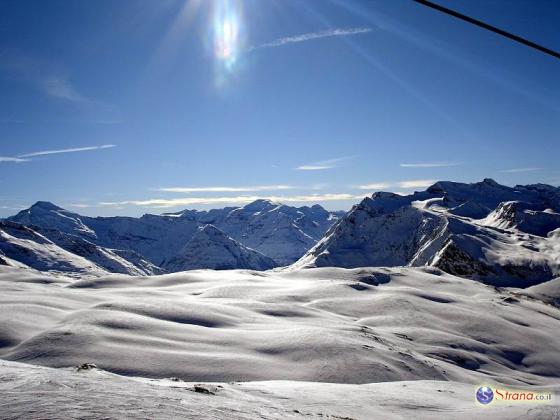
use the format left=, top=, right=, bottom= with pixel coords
left=0, top=0, right=558, bottom=216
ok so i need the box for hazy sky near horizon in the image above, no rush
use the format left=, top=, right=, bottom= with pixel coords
left=0, top=0, right=558, bottom=216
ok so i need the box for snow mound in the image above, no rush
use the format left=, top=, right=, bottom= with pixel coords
left=1, top=360, right=558, bottom=419
left=1, top=265, right=560, bottom=386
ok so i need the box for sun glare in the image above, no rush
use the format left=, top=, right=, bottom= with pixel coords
left=212, top=0, right=244, bottom=83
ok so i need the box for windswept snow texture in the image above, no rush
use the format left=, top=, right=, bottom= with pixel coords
left=1, top=265, right=560, bottom=386
left=296, top=179, right=560, bottom=287
left=7, top=199, right=341, bottom=271
left=1, top=361, right=558, bottom=420
left=163, top=224, right=276, bottom=271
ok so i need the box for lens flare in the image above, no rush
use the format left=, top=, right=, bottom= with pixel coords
left=212, top=0, right=245, bottom=85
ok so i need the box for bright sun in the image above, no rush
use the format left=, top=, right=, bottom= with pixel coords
left=213, top=0, right=243, bottom=70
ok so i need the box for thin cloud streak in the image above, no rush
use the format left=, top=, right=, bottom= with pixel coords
left=499, top=167, right=543, bottom=173
left=357, top=180, right=436, bottom=190
left=159, top=185, right=294, bottom=193
left=400, top=162, right=457, bottom=168
left=398, top=179, right=436, bottom=189
left=19, top=144, right=117, bottom=158
left=297, top=165, right=334, bottom=171
left=0, top=157, right=29, bottom=163
left=296, top=156, right=356, bottom=171
left=358, top=183, right=391, bottom=190
left=99, top=194, right=359, bottom=209
left=251, top=27, right=372, bottom=51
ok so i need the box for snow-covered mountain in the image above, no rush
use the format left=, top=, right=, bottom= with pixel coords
left=6, top=179, right=560, bottom=283
left=295, top=179, right=560, bottom=287
left=163, top=224, right=277, bottom=271
left=9, top=202, right=201, bottom=266
left=192, top=199, right=341, bottom=265
left=0, top=220, right=162, bottom=277
left=6, top=200, right=341, bottom=274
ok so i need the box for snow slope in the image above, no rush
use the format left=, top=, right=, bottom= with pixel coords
left=195, top=200, right=341, bottom=265
left=0, top=221, right=108, bottom=277
left=9, top=201, right=98, bottom=239
left=1, top=360, right=558, bottom=419
left=1, top=265, right=559, bottom=386
left=295, top=179, right=560, bottom=287
left=0, top=221, right=162, bottom=277
left=481, top=201, right=560, bottom=237
left=163, top=224, right=277, bottom=271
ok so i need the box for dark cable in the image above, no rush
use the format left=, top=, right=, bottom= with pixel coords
left=412, top=0, right=560, bottom=60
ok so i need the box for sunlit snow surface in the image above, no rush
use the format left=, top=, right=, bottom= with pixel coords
left=0, top=265, right=559, bottom=418
left=1, top=360, right=558, bottom=419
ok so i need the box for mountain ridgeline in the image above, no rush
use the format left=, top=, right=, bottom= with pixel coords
left=294, top=179, right=560, bottom=287
left=1, top=179, right=559, bottom=287
left=1, top=199, right=342, bottom=276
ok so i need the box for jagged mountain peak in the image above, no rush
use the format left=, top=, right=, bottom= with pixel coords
left=481, top=178, right=500, bottom=187
left=371, top=191, right=402, bottom=199
left=163, top=224, right=276, bottom=271
left=28, top=201, right=65, bottom=212
left=242, top=199, right=281, bottom=213
left=6, top=198, right=342, bottom=271
left=427, top=178, right=506, bottom=195
left=195, top=223, right=229, bottom=238
left=295, top=179, right=560, bottom=287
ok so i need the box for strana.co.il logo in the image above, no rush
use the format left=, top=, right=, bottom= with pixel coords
left=475, top=385, right=553, bottom=406
left=476, top=386, right=494, bottom=405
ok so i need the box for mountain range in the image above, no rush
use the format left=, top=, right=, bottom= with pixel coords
left=1, top=199, right=342, bottom=275
left=2, top=178, right=559, bottom=287
left=294, top=179, right=560, bottom=287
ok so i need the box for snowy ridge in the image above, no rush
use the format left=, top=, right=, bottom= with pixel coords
left=194, top=200, right=339, bottom=265
left=295, top=179, right=560, bottom=287
left=4, top=179, right=560, bottom=282
left=7, top=199, right=341, bottom=273
left=0, top=221, right=108, bottom=276
left=163, top=224, right=277, bottom=271
left=481, top=201, right=560, bottom=237
left=0, top=221, right=162, bottom=277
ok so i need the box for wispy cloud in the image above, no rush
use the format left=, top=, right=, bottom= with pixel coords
left=42, top=76, right=86, bottom=103
left=158, top=185, right=294, bottom=193
left=357, top=180, right=436, bottom=190
left=18, top=144, right=116, bottom=158
left=0, top=50, right=90, bottom=104
left=398, top=179, right=436, bottom=189
left=400, top=162, right=457, bottom=168
left=499, top=167, right=543, bottom=173
left=296, top=156, right=356, bottom=171
left=99, top=194, right=358, bottom=209
left=252, top=27, right=372, bottom=50
left=358, top=183, right=391, bottom=190
left=0, top=157, right=29, bottom=163
left=0, top=205, right=27, bottom=211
